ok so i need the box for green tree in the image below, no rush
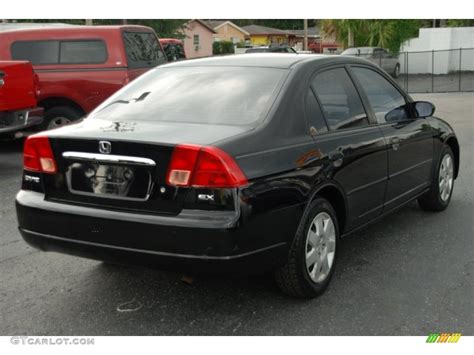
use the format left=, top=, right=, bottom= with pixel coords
left=213, top=41, right=234, bottom=55
left=321, top=19, right=422, bottom=53
left=446, top=19, right=474, bottom=27
left=321, top=20, right=368, bottom=48
left=387, top=20, right=421, bottom=53
left=367, top=20, right=395, bottom=48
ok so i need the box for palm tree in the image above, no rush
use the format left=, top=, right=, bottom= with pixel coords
left=321, top=20, right=367, bottom=48
left=367, top=20, right=395, bottom=48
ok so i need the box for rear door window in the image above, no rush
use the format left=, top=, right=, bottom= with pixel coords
left=123, top=32, right=166, bottom=68
left=311, top=68, right=368, bottom=130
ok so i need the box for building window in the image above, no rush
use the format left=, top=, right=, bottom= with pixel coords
left=193, top=35, right=200, bottom=45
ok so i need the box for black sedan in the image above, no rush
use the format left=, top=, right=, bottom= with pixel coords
left=16, top=54, right=460, bottom=298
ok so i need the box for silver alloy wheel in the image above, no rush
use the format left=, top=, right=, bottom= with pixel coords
left=394, top=65, right=400, bottom=77
left=47, top=117, right=71, bottom=130
left=439, top=153, right=454, bottom=202
left=305, top=212, right=336, bottom=283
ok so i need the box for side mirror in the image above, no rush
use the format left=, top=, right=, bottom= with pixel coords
left=414, top=101, right=435, bottom=118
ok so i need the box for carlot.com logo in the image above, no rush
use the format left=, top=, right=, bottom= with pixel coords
left=426, top=333, right=462, bottom=343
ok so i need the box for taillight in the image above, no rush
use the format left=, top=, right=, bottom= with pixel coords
left=23, top=136, right=57, bottom=174
left=166, top=144, right=248, bottom=188
left=33, top=73, right=40, bottom=98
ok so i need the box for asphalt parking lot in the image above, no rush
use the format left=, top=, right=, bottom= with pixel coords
left=1, top=93, right=473, bottom=336
left=395, top=72, right=474, bottom=93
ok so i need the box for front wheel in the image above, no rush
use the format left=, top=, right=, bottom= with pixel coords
left=418, top=145, right=455, bottom=211
left=274, top=197, right=338, bottom=298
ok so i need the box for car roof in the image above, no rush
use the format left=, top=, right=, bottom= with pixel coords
left=0, top=25, right=153, bottom=35
left=161, top=53, right=371, bottom=69
left=343, top=47, right=381, bottom=51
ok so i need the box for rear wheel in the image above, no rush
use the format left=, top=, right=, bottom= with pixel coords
left=274, top=197, right=338, bottom=298
left=40, top=106, right=83, bottom=131
left=392, top=64, right=401, bottom=78
left=418, top=145, right=455, bottom=211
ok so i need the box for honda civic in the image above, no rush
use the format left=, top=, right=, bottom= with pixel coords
left=16, top=54, right=460, bottom=298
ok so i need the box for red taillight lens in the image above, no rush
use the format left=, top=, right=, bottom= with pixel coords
left=34, top=73, right=40, bottom=98
left=166, top=144, right=247, bottom=188
left=166, top=144, right=201, bottom=186
left=23, top=136, right=57, bottom=174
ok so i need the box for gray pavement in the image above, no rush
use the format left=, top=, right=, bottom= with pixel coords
left=395, top=72, right=474, bottom=93
left=1, top=93, right=473, bottom=335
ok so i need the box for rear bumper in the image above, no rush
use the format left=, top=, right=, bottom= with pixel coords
left=16, top=190, right=292, bottom=273
left=0, top=107, right=43, bottom=135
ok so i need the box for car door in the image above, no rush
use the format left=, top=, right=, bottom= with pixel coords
left=308, top=66, right=388, bottom=230
left=349, top=65, right=434, bottom=212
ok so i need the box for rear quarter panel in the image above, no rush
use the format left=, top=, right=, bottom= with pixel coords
left=35, top=69, right=127, bottom=113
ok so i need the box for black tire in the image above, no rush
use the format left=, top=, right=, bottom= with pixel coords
left=39, top=106, right=83, bottom=131
left=392, top=64, right=401, bottom=78
left=274, top=197, right=339, bottom=298
left=418, top=145, right=455, bottom=211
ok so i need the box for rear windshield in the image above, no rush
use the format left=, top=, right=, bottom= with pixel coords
left=91, top=66, right=287, bottom=126
left=162, top=43, right=185, bottom=61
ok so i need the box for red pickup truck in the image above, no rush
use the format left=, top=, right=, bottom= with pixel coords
left=0, top=60, right=43, bottom=137
left=0, top=25, right=167, bottom=130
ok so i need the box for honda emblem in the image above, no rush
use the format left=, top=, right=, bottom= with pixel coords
left=98, top=141, right=112, bottom=154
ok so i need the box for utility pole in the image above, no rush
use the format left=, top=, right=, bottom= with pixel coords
left=303, top=19, right=308, bottom=51
left=85, top=19, right=93, bottom=26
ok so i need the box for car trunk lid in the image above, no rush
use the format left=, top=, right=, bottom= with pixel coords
left=42, top=119, right=250, bottom=215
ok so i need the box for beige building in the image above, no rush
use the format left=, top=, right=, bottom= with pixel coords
left=204, top=20, right=249, bottom=44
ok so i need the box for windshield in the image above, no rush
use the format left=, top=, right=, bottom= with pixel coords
left=91, top=66, right=287, bottom=126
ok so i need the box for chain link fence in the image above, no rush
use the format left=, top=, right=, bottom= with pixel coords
left=391, top=48, right=474, bottom=93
